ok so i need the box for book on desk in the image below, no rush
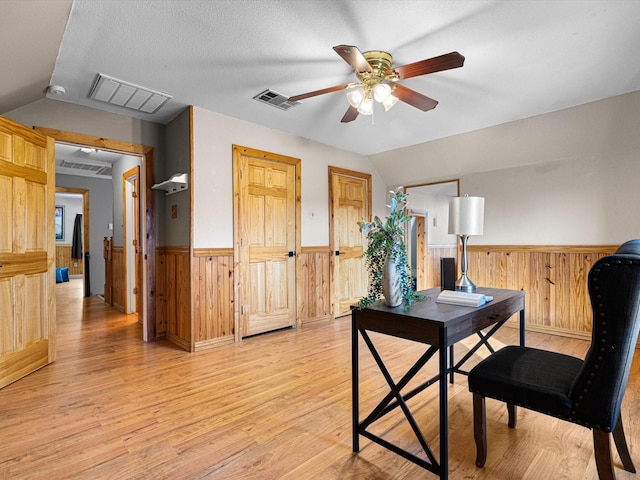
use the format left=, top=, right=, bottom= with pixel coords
left=436, top=290, right=494, bottom=307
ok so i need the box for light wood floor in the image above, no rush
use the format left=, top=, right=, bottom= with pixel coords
left=1, top=278, right=639, bottom=479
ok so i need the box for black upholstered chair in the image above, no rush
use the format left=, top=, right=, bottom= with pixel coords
left=468, top=239, right=640, bottom=480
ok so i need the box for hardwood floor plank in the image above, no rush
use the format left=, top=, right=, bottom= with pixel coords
left=0, top=278, right=638, bottom=479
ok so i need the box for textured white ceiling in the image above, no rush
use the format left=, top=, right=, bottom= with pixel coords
left=5, top=1, right=640, bottom=157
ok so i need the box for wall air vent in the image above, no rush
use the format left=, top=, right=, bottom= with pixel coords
left=89, top=74, right=172, bottom=114
left=253, top=89, right=300, bottom=111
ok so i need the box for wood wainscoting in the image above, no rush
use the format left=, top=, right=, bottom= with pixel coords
left=155, top=246, right=333, bottom=352
left=426, top=244, right=458, bottom=289
left=55, top=245, right=84, bottom=276
left=156, top=247, right=191, bottom=349
left=150, top=244, right=622, bottom=349
left=102, top=237, right=125, bottom=312
left=192, top=248, right=234, bottom=351
left=467, top=245, right=619, bottom=340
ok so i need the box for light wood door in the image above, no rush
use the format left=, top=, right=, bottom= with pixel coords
left=235, top=146, right=299, bottom=337
left=123, top=166, right=142, bottom=315
left=0, top=115, right=55, bottom=389
left=329, top=167, right=371, bottom=318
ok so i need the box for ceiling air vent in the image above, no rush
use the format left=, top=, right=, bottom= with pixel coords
left=253, top=89, right=300, bottom=111
left=89, top=74, right=172, bottom=114
left=59, top=160, right=112, bottom=178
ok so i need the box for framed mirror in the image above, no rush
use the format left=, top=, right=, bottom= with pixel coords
left=404, top=180, right=459, bottom=289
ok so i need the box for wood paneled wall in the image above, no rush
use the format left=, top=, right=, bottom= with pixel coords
left=155, top=247, right=332, bottom=351
left=192, top=249, right=234, bottom=351
left=156, top=247, right=191, bottom=350
left=55, top=245, right=83, bottom=275
left=152, top=243, right=620, bottom=349
left=467, top=245, right=618, bottom=339
left=426, top=244, right=458, bottom=289
left=299, top=247, right=332, bottom=323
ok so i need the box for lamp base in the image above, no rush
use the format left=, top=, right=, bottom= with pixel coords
left=455, top=274, right=477, bottom=293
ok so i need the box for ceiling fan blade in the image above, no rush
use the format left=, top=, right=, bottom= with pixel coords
left=341, top=105, right=359, bottom=123
left=387, top=52, right=465, bottom=80
left=288, top=83, right=351, bottom=102
left=392, top=84, right=438, bottom=111
left=333, top=45, right=373, bottom=74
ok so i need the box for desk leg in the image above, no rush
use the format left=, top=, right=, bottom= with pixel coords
left=520, top=308, right=525, bottom=347
left=352, top=311, right=359, bottom=452
left=439, top=330, right=449, bottom=479
left=448, top=345, right=454, bottom=384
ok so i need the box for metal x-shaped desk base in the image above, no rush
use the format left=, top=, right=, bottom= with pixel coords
left=353, top=316, right=519, bottom=478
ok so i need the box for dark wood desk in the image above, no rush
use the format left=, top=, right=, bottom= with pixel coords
left=351, top=287, right=525, bottom=479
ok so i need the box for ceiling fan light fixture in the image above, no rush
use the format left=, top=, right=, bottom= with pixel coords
left=382, top=94, right=399, bottom=111
left=373, top=83, right=391, bottom=102
left=346, top=86, right=365, bottom=108
left=357, top=96, right=374, bottom=115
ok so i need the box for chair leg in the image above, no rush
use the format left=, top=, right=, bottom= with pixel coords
left=612, top=416, right=636, bottom=473
left=507, top=402, right=517, bottom=428
left=594, top=429, right=616, bottom=480
left=473, top=392, right=487, bottom=467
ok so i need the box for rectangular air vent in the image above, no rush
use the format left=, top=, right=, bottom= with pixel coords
left=59, top=160, right=112, bottom=178
left=253, top=89, right=300, bottom=111
left=89, top=74, right=172, bottom=114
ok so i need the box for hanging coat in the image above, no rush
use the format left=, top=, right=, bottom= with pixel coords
left=71, top=213, right=83, bottom=259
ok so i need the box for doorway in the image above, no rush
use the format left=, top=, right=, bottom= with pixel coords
left=233, top=145, right=301, bottom=338
left=54, top=188, right=89, bottom=295
left=328, top=167, right=371, bottom=318
left=36, top=126, right=156, bottom=342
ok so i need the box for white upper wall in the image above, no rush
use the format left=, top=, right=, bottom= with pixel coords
left=192, top=107, right=386, bottom=248
left=377, top=90, right=640, bottom=245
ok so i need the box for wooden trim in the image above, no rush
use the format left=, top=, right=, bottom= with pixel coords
left=469, top=245, right=619, bottom=254
left=301, top=246, right=331, bottom=254
left=33, top=127, right=153, bottom=155
left=35, top=126, right=156, bottom=342
left=193, top=248, right=233, bottom=256
left=189, top=106, right=195, bottom=351
left=404, top=178, right=460, bottom=196
left=193, top=336, right=235, bottom=351
left=166, top=332, right=190, bottom=351
left=158, top=246, right=190, bottom=256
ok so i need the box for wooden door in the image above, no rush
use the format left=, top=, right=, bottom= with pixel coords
left=329, top=167, right=371, bottom=318
left=0, top=115, right=55, bottom=389
left=123, top=166, right=142, bottom=316
left=234, top=146, right=300, bottom=337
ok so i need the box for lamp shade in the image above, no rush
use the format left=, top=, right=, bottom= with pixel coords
left=448, top=195, right=484, bottom=236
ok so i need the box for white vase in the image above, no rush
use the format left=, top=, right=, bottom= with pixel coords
left=382, top=256, right=403, bottom=307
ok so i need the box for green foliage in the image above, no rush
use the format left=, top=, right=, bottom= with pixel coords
left=357, top=188, right=423, bottom=309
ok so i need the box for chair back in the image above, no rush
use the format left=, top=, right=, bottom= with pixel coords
left=569, top=239, right=640, bottom=431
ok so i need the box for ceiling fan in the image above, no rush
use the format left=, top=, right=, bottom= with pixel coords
left=288, top=45, right=465, bottom=123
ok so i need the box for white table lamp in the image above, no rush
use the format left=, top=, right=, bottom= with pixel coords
left=448, top=195, right=485, bottom=292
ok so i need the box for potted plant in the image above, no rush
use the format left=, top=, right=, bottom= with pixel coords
left=357, top=187, right=422, bottom=309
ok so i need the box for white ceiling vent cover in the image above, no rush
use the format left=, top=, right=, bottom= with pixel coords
left=89, top=74, right=172, bottom=113
left=253, top=89, right=300, bottom=111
